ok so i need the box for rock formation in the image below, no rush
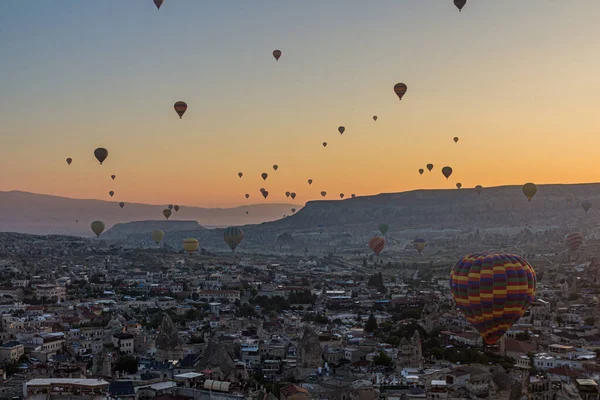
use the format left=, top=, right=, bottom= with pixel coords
left=197, top=337, right=236, bottom=380
left=297, top=325, right=323, bottom=369
left=155, top=313, right=184, bottom=361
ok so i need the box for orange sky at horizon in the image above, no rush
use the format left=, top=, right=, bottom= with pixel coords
left=2, top=1, right=600, bottom=208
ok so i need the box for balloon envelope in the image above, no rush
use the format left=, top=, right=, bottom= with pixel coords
left=322, top=142, right=327, bottom=147
left=442, top=166, right=453, bottom=179
left=321, top=191, right=327, bottom=197
left=163, top=209, right=172, bottom=219
left=379, top=224, right=389, bottom=235
left=426, top=164, right=433, bottom=172
left=174, top=101, right=187, bottom=119
left=91, top=221, right=105, bottom=237
left=522, top=183, right=537, bottom=202
left=245, top=194, right=250, bottom=199
left=183, top=238, right=199, bottom=254
left=290, top=193, right=296, bottom=200
left=308, top=179, right=313, bottom=185
left=273, top=165, right=278, bottom=171
left=273, top=50, right=282, bottom=61
left=154, top=0, right=164, bottom=10
left=174, top=205, right=180, bottom=212
left=456, top=183, right=462, bottom=189
left=66, top=158, right=72, bottom=165
left=454, top=137, right=459, bottom=143
left=450, top=252, right=536, bottom=345
left=238, top=172, right=243, bottom=178
left=151, top=229, right=164, bottom=244
left=475, top=185, right=483, bottom=195
left=413, top=238, right=427, bottom=254
left=393, top=83, right=408, bottom=100
left=565, top=232, right=583, bottom=251
left=285, top=191, right=290, bottom=198
left=262, top=191, right=269, bottom=199
left=94, top=148, right=108, bottom=165
left=418, top=169, right=424, bottom=175
left=119, top=202, right=125, bottom=209
left=369, top=236, right=385, bottom=256
left=224, top=226, right=244, bottom=251
left=454, top=0, right=467, bottom=11
left=338, top=126, right=345, bottom=135
left=261, top=173, right=268, bottom=181
left=109, top=191, right=114, bottom=197
left=582, top=200, right=592, bottom=213
left=373, top=116, right=378, bottom=121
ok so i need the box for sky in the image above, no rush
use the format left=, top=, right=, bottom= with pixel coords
left=1, top=0, right=600, bottom=208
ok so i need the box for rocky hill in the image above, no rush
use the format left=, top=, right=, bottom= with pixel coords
left=0, top=190, right=298, bottom=236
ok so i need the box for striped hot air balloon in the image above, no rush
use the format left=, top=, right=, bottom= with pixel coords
left=369, top=236, right=385, bottom=256
left=393, top=83, right=408, bottom=100
left=450, top=253, right=536, bottom=345
left=565, top=232, right=583, bottom=251
left=183, top=238, right=199, bottom=254
left=224, top=226, right=244, bottom=251
left=174, top=101, right=187, bottom=119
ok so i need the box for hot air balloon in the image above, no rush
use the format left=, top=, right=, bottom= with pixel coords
left=260, top=188, right=265, bottom=193
left=373, top=116, right=378, bottom=122
left=163, top=209, right=172, bottom=219
left=290, top=192, right=296, bottom=200
left=351, top=194, right=356, bottom=198
left=322, top=142, right=328, bottom=148
left=418, top=169, right=424, bottom=175
left=308, top=179, right=313, bottom=185
left=321, top=191, right=327, bottom=197
left=91, top=221, right=105, bottom=237
left=285, top=191, right=290, bottom=198
left=262, top=191, right=269, bottom=199
left=153, top=0, right=164, bottom=10
left=174, top=101, right=187, bottom=119
left=522, top=183, right=537, bottom=202
left=426, top=164, right=433, bottom=172
left=273, top=165, right=279, bottom=171
left=450, top=252, right=536, bottom=345
left=454, top=137, right=459, bottom=143
left=174, top=205, right=180, bottom=212
left=338, top=126, right=345, bottom=135
left=291, top=208, right=296, bottom=213
left=246, top=211, right=249, bottom=214
left=379, top=224, right=389, bottom=236
left=273, top=50, right=282, bottom=61
left=456, top=183, right=462, bottom=189
left=245, top=194, right=250, bottom=199
left=582, top=200, right=592, bottom=213
left=238, top=172, right=243, bottom=178
left=475, top=185, right=483, bottom=196
left=183, top=238, right=199, bottom=254
left=565, top=232, right=583, bottom=251
left=393, top=83, right=408, bottom=100
left=413, top=238, right=427, bottom=254
left=442, top=166, right=453, bottom=179
left=119, top=202, right=125, bottom=209
left=168, top=205, right=173, bottom=210
left=110, top=175, right=115, bottom=180
left=94, top=148, right=108, bottom=165
left=261, top=173, right=268, bottom=181
left=109, top=191, right=114, bottom=197
left=66, top=158, right=72, bottom=165
left=369, top=236, right=385, bottom=256
left=454, top=0, right=467, bottom=12
left=151, top=229, right=164, bottom=244
left=224, top=226, right=244, bottom=251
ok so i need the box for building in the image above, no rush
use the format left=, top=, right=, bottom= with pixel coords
left=34, top=284, right=67, bottom=302
left=23, top=378, right=109, bottom=398
left=197, top=290, right=241, bottom=302
left=112, top=333, right=135, bottom=355
left=32, top=333, right=65, bottom=354
left=0, top=341, right=24, bottom=362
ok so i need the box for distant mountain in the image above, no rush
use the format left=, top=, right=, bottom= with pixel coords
left=140, top=183, right=600, bottom=253
left=0, top=190, right=298, bottom=236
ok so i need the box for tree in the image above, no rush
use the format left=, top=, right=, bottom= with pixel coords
left=515, top=331, right=531, bottom=341
left=114, top=355, right=138, bottom=374
left=364, top=313, right=378, bottom=334
left=373, top=351, right=392, bottom=367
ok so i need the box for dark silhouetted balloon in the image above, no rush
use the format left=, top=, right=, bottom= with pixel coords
left=339, top=193, right=344, bottom=199
left=109, top=191, right=114, bottom=197
left=168, top=204, right=173, bottom=210
left=174, top=205, right=180, bottom=212
left=308, top=179, right=313, bottom=185
left=475, top=185, right=483, bottom=195
left=426, top=164, right=433, bottom=172
left=285, top=191, right=290, bottom=198
left=454, top=137, right=459, bottom=143
left=418, top=169, right=424, bottom=175
left=163, top=209, right=172, bottom=219
left=91, top=221, right=105, bottom=237
left=393, top=83, right=408, bottom=100
left=174, top=101, right=187, bottom=119
left=238, top=172, right=243, bottom=178
left=245, top=194, right=250, bottom=199
left=261, top=173, right=268, bottom=181
left=522, top=183, right=537, bottom=202
left=456, top=183, right=462, bottom=189
left=321, top=191, right=327, bottom=197
left=153, top=0, right=164, bottom=10
left=351, top=194, right=356, bottom=198
left=291, top=208, right=296, bottom=214
left=442, top=166, right=453, bottom=179
left=66, top=158, right=72, bottom=165
left=262, top=191, right=269, bottom=199
left=290, top=192, right=296, bottom=200
left=111, top=175, right=116, bottom=180
left=373, top=116, right=378, bottom=122
left=273, top=50, right=282, bottom=61
left=94, top=148, right=108, bottom=165
left=338, top=126, right=345, bottom=135
left=119, top=202, right=125, bottom=209
left=322, top=142, right=327, bottom=148
left=454, top=0, right=467, bottom=12
left=273, top=165, right=278, bottom=171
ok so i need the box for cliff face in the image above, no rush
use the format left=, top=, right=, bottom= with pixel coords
left=103, top=220, right=204, bottom=237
